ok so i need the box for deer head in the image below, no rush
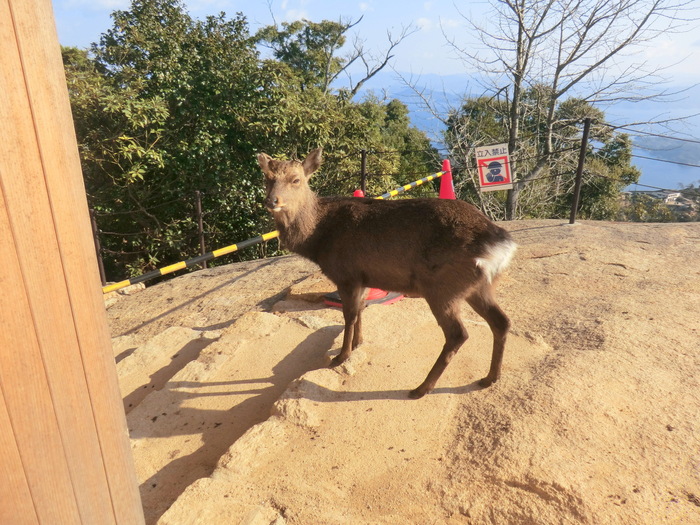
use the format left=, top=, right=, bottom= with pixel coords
left=257, top=148, right=323, bottom=216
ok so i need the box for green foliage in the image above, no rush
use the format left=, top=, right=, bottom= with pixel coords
left=574, top=134, right=641, bottom=220
left=64, top=0, right=436, bottom=281
left=619, top=195, right=674, bottom=222
left=618, top=182, right=700, bottom=223
left=65, top=0, right=276, bottom=278
left=256, top=19, right=349, bottom=93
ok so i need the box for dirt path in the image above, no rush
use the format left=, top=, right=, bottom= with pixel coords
left=106, top=220, right=700, bottom=524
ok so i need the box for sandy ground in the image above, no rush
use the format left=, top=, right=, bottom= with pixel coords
left=105, top=220, right=700, bottom=524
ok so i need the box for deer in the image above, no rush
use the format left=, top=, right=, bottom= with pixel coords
left=257, top=148, right=516, bottom=399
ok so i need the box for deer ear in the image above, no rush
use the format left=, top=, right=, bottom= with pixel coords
left=302, top=148, right=323, bottom=177
left=257, top=153, right=272, bottom=173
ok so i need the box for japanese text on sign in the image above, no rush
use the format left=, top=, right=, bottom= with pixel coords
left=475, top=145, right=508, bottom=158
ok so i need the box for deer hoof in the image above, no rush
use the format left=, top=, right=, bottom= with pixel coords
left=408, top=387, right=428, bottom=399
left=478, top=376, right=498, bottom=388
left=329, top=355, right=348, bottom=368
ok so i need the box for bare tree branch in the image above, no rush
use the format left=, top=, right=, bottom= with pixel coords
left=345, top=24, right=419, bottom=96
left=443, top=0, right=698, bottom=218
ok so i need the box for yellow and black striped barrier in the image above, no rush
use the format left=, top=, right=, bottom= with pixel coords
left=102, top=171, right=445, bottom=294
left=102, top=231, right=279, bottom=294
left=375, top=171, right=444, bottom=200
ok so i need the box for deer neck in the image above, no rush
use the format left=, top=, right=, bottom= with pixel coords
left=274, top=191, right=320, bottom=253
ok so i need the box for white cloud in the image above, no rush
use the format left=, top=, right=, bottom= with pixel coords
left=639, top=33, right=699, bottom=72
left=439, top=17, right=461, bottom=29
left=284, top=8, right=308, bottom=22
left=416, top=17, right=433, bottom=31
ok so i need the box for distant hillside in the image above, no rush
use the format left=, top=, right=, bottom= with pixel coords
left=359, top=71, right=700, bottom=190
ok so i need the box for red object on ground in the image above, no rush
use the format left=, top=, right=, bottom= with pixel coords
left=323, top=289, right=404, bottom=309
left=439, top=159, right=456, bottom=200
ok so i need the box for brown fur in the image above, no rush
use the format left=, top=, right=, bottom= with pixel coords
left=258, top=148, right=515, bottom=398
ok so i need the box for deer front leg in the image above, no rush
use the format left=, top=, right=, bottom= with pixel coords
left=330, top=285, right=365, bottom=367
left=351, top=290, right=365, bottom=349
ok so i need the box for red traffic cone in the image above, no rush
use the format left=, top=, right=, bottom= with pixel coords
left=323, top=188, right=404, bottom=308
left=439, top=159, right=456, bottom=200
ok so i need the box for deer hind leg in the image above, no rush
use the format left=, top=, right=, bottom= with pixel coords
left=466, top=282, right=510, bottom=387
left=410, top=299, right=468, bottom=399
left=330, top=285, right=366, bottom=367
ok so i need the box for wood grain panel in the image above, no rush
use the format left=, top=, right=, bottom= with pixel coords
left=0, top=180, right=80, bottom=523
left=10, top=2, right=144, bottom=521
left=0, top=0, right=144, bottom=522
left=0, top=386, right=38, bottom=525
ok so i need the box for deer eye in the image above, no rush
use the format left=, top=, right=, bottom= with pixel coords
left=292, top=178, right=301, bottom=185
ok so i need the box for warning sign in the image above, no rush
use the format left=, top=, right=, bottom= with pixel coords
left=474, top=143, right=513, bottom=192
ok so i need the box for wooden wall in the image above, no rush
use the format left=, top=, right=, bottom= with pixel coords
left=0, top=1, right=144, bottom=523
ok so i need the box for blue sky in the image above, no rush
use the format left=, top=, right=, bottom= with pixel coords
left=53, top=1, right=471, bottom=75
left=52, top=0, right=700, bottom=80
left=52, top=0, right=700, bottom=189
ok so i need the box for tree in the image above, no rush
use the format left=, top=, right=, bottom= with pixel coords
left=446, top=88, right=640, bottom=219
left=620, top=194, right=674, bottom=222
left=65, top=0, right=436, bottom=280
left=255, top=17, right=415, bottom=96
left=444, top=0, right=693, bottom=219
left=351, top=96, right=440, bottom=197
left=67, top=0, right=272, bottom=277
left=256, top=19, right=351, bottom=94
left=247, top=70, right=438, bottom=198
left=251, top=17, right=434, bottom=196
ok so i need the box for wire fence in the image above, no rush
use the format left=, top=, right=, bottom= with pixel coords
left=101, top=169, right=447, bottom=294
left=96, top=124, right=699, bottom=291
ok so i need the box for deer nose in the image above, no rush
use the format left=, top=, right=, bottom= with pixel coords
left=267, top=195, right=285, bottom=212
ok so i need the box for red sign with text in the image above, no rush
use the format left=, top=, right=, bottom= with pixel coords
left=475, top=143, right=513, bottom=192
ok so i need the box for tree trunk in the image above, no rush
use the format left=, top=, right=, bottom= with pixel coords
left=506, top=183, right=520, bottom=220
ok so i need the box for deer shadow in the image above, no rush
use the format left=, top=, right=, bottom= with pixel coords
left=281, top=379, right=485, bottom=403
left=134, top=324, right=341, bottom=524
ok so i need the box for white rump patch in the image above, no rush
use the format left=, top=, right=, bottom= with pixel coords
left=475, top=238, right=517, bottom=283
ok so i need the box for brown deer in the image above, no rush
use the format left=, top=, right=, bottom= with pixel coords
left=258, top=148, right=516, bottom=399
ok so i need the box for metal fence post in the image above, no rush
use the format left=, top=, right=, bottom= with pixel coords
left=195, top=190, right=207, bottom=269
left=90, top=209, right=107, bottom=285
left=569, top=117, right=592, bottom=224
left=360, top=149, right=367, bottom=194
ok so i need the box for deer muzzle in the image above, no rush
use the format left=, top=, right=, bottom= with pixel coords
left=266, top=195, right=285, bottom=213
